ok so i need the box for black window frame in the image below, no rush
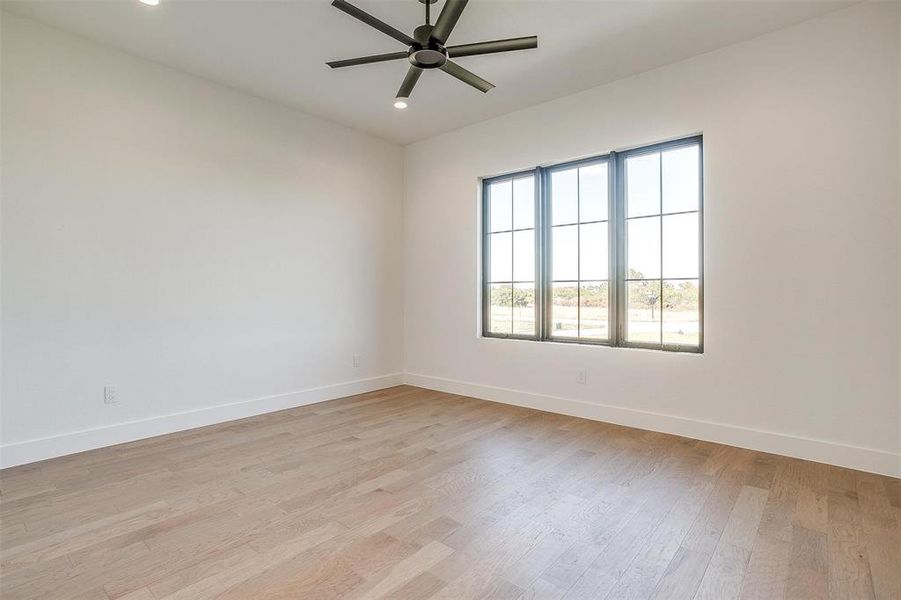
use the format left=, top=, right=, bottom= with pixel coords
left=480, top=135, right=704, bottom=353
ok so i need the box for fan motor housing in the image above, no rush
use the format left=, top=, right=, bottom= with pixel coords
left=408, top=45, right=448, bottom=69
left=409, top=25, right=447, bottom=68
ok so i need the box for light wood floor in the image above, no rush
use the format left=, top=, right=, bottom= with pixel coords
left=1, top=386, right=899, bottom=600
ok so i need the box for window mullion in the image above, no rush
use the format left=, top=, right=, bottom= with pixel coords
left=510, top=180, right=515, bottom=335
left=612, top=151, right=625, bottom=346
left=576, top=168, right=581, bottom=339
left=534, top=170, right=540, bottom=340
left=538, top=166, right=550, bottom=341
left=658, top=151, right=663, bottom=347
left=482, top=179, right=489, bottom=337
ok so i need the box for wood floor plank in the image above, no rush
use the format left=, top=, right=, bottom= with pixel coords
left=0, top=385, right=897, bottom=599
left=738, top=484, right=796, bottom=600
left=355, top=540, right=454, bottom=599
left=603, top=476, right=715, bottom=599
left=650, top=547, right=713, bottom=600
left=785, top=525, right=828, bottom=600
left=693, top=485, right=769, bottom=600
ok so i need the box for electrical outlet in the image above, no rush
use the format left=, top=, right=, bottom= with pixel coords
left=576, top=369, right=587, bottom=385
left=352, top=354, right=361, bottom=368
left=103, top=385, right=119, bottom=404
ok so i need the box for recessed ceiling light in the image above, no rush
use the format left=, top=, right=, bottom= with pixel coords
left=393, top=99, right=408, bottom=110
left=139, top=0, right=159, bottom=6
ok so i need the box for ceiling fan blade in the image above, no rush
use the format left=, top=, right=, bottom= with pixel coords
left=446, top=36, right=537, bottom=58
left=430, top=0, right=468, bottom=44
left=327, top=51, right=408, bottom=69
left=331, top=0, right=415, bottom=46
left=397, top=66, right=423, bottom=99
left=440, top=60, right=494, bottom=93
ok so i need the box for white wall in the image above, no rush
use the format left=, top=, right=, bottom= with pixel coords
left=0, top=14, right=405, bottom=467
left=404, top=3, right=901, bottom=477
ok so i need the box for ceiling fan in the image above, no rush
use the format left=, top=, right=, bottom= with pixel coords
left=327, top=0, right=538, bottom=108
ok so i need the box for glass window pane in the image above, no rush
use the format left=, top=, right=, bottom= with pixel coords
left=626, top=152, right=660, bottom=218
left=512, top=176, right=535, bottom=230
left=627, top=280, right=661, bottom=344
left=627, top=216, right=660, bottom=279
left=551, top=168, right=578, bottom=225
left=579, top=281, right=608, bottom=340
left=488, top=231, right=511, bottom=282
left=662, top=145, right=699, bottom=214
left=663, top=279, right=699, bottom=346
left=488, top=179, right=512, bottom=232
left=579, top=163, right=608, bottom=222
left=551, top=283, right=578, bottom=337
left=488, top=284, right=512, bottom=334
left=663, top=212, right=699, bottom=279
left=513, top=230, right=535, bottom=282
left=580, top=222, right=608, bottom=280
left=552, top=225, right=578, bottom=281
left=513, top=283, right=535, bottom=335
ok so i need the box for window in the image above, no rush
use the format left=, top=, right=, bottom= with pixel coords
left=485, top=173, right=537, bottom=335
left=481, top=136, right=703, bottom=352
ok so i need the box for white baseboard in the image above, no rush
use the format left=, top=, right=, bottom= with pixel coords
left=404, top=372, right=901, bottom=478
left=5, top=371, right=897, bottom=478
left=0, top=373, right=404, bottom=469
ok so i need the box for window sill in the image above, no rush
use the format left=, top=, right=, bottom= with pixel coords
left=478, top=333, right=703, bottom=354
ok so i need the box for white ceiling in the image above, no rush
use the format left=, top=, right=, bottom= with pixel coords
left=3, top=0, right=851, bottom=144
